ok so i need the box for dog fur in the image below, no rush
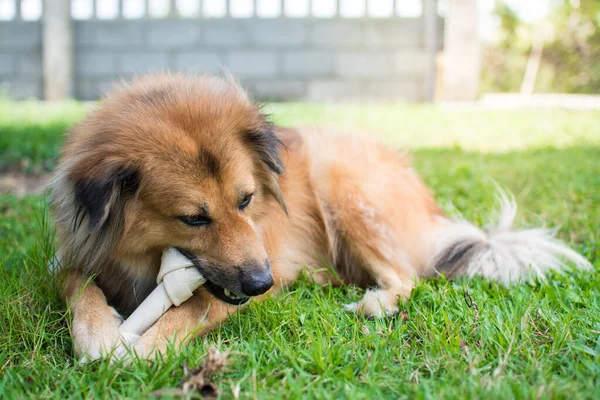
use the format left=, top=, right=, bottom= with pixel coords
left=50, top=74, right=591, bottom=361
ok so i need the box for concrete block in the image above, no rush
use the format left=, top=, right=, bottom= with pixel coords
left=364, top=20, right=423, bottom=48
left=244, top=79, right=306, bottom=101
left=18, top=52, right=43, bottom=76
left=145, top=20, right=201, bottom=48
left=75, top=21, right=144, bottom=48
left=335, top=52, right=392, bottom=78
left=173, top=52, right=223, bottom=73
left=306, top=80, right=365, bottom=101
left=0, top=22, right=41, bottom=49
left=76, top=79, right=116, bottom=100
left=120, top=52, right=170, bottom=74
left=249, top=20, right=307, bottom=47
left=312, top=21, right=363, bottom=48
left=393, top=51, right=429, bottom=77
left=282, top=51, right=332, bottom=76
left=203, top=21, right=248, bottom=47
left=0, top=54, right=15, bottom=75
left=76, top=52, right=117, bottom=75
left=227, top=51, right=278, bottom=77
left=0, top=79, right=43, bottom=99
left=366, top=80, right=423, bottom=101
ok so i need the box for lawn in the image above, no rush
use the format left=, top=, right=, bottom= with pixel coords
left=0, top=101, right=599, bottom=399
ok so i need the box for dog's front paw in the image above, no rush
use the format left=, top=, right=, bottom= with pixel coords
left=344, top=289, right=400, bottom=318
left=72, top=306, right=124, bottom=363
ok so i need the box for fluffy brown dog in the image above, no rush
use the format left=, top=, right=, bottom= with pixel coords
left=50, top=74, right=590, bottom=361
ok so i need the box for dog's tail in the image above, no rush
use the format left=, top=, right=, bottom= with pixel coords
left=428, top=190, right=592, bottom=286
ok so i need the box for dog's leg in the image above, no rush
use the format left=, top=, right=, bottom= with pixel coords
left=343, top=267, right=415, bottom=318
left=313, top=157, right=430, bottom=318
left=327, top=193, right=417, bottom=318
left=60, top=269, right=124, bottom=361
left=309, top=138, right=446, bottom=318
left=124, top=289, right=239, bottom=359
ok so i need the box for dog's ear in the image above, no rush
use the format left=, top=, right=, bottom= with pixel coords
left=72, top=167, right=140, bottom=233
left=243, top=121, right=285, bottom=175
left=243, top=119, right=287, bottom=214
left=263, top=172, right=287, bottom=214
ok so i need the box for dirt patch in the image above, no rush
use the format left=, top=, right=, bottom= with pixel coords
left=150, top=346, right=231, bottom=398
left=0, top=172, right=51, bottom=196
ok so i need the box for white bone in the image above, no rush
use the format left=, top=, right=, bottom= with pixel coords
left=117, top=248, right=206, bottom=346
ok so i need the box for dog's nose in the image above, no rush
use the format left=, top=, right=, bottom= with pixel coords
left=240, top=265, right=274, bottom=296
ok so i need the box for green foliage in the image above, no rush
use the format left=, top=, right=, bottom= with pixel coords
left=482, top=0, right=600, bottom=94
left=493, top=1, right=521, bottom=48
left=542, top=0, right=600, bottom=93
left=0, top=103, right=599, bottom=398
left=481, top=47, right=528, bottom=94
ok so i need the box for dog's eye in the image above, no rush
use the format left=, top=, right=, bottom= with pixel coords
left=178, top=215, right=212, bottom=227
left=239, top=194, right=253, bottom=210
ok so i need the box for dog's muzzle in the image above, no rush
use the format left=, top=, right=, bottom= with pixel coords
left=240, top=262, right=274, bottom=296
left=176, top=248, right=273, bottom=305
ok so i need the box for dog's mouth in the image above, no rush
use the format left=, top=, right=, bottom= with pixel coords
left=176, top=248, right=249, bottom=306
left=203, top=279, right=250, bottom=306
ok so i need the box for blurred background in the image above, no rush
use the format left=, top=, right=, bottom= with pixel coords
left=0, top=0, right=597, bottom=104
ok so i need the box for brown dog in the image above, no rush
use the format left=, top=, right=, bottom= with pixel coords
left=50, top=74, right=590, bottom=361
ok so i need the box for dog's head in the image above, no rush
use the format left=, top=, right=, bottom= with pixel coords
left=54, top=74, right=287, bottom=305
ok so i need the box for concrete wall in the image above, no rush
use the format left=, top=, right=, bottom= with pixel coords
left=1, top=17, right=443, bottom=101
left=0, top=21, right=43, bottom=99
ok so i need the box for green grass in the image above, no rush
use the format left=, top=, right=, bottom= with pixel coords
left=0, top=99, right=89, bottom=173
left=1, top=102, right=599, bottom=399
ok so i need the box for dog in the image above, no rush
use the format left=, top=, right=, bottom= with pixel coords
left=50, top=74, right=591, bottom=361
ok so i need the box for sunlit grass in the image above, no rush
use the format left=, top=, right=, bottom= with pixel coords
left=1, top=99, right=599, bottom=171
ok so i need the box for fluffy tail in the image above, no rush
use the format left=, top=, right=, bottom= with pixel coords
left=429, top=191, right=592, bottom=286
